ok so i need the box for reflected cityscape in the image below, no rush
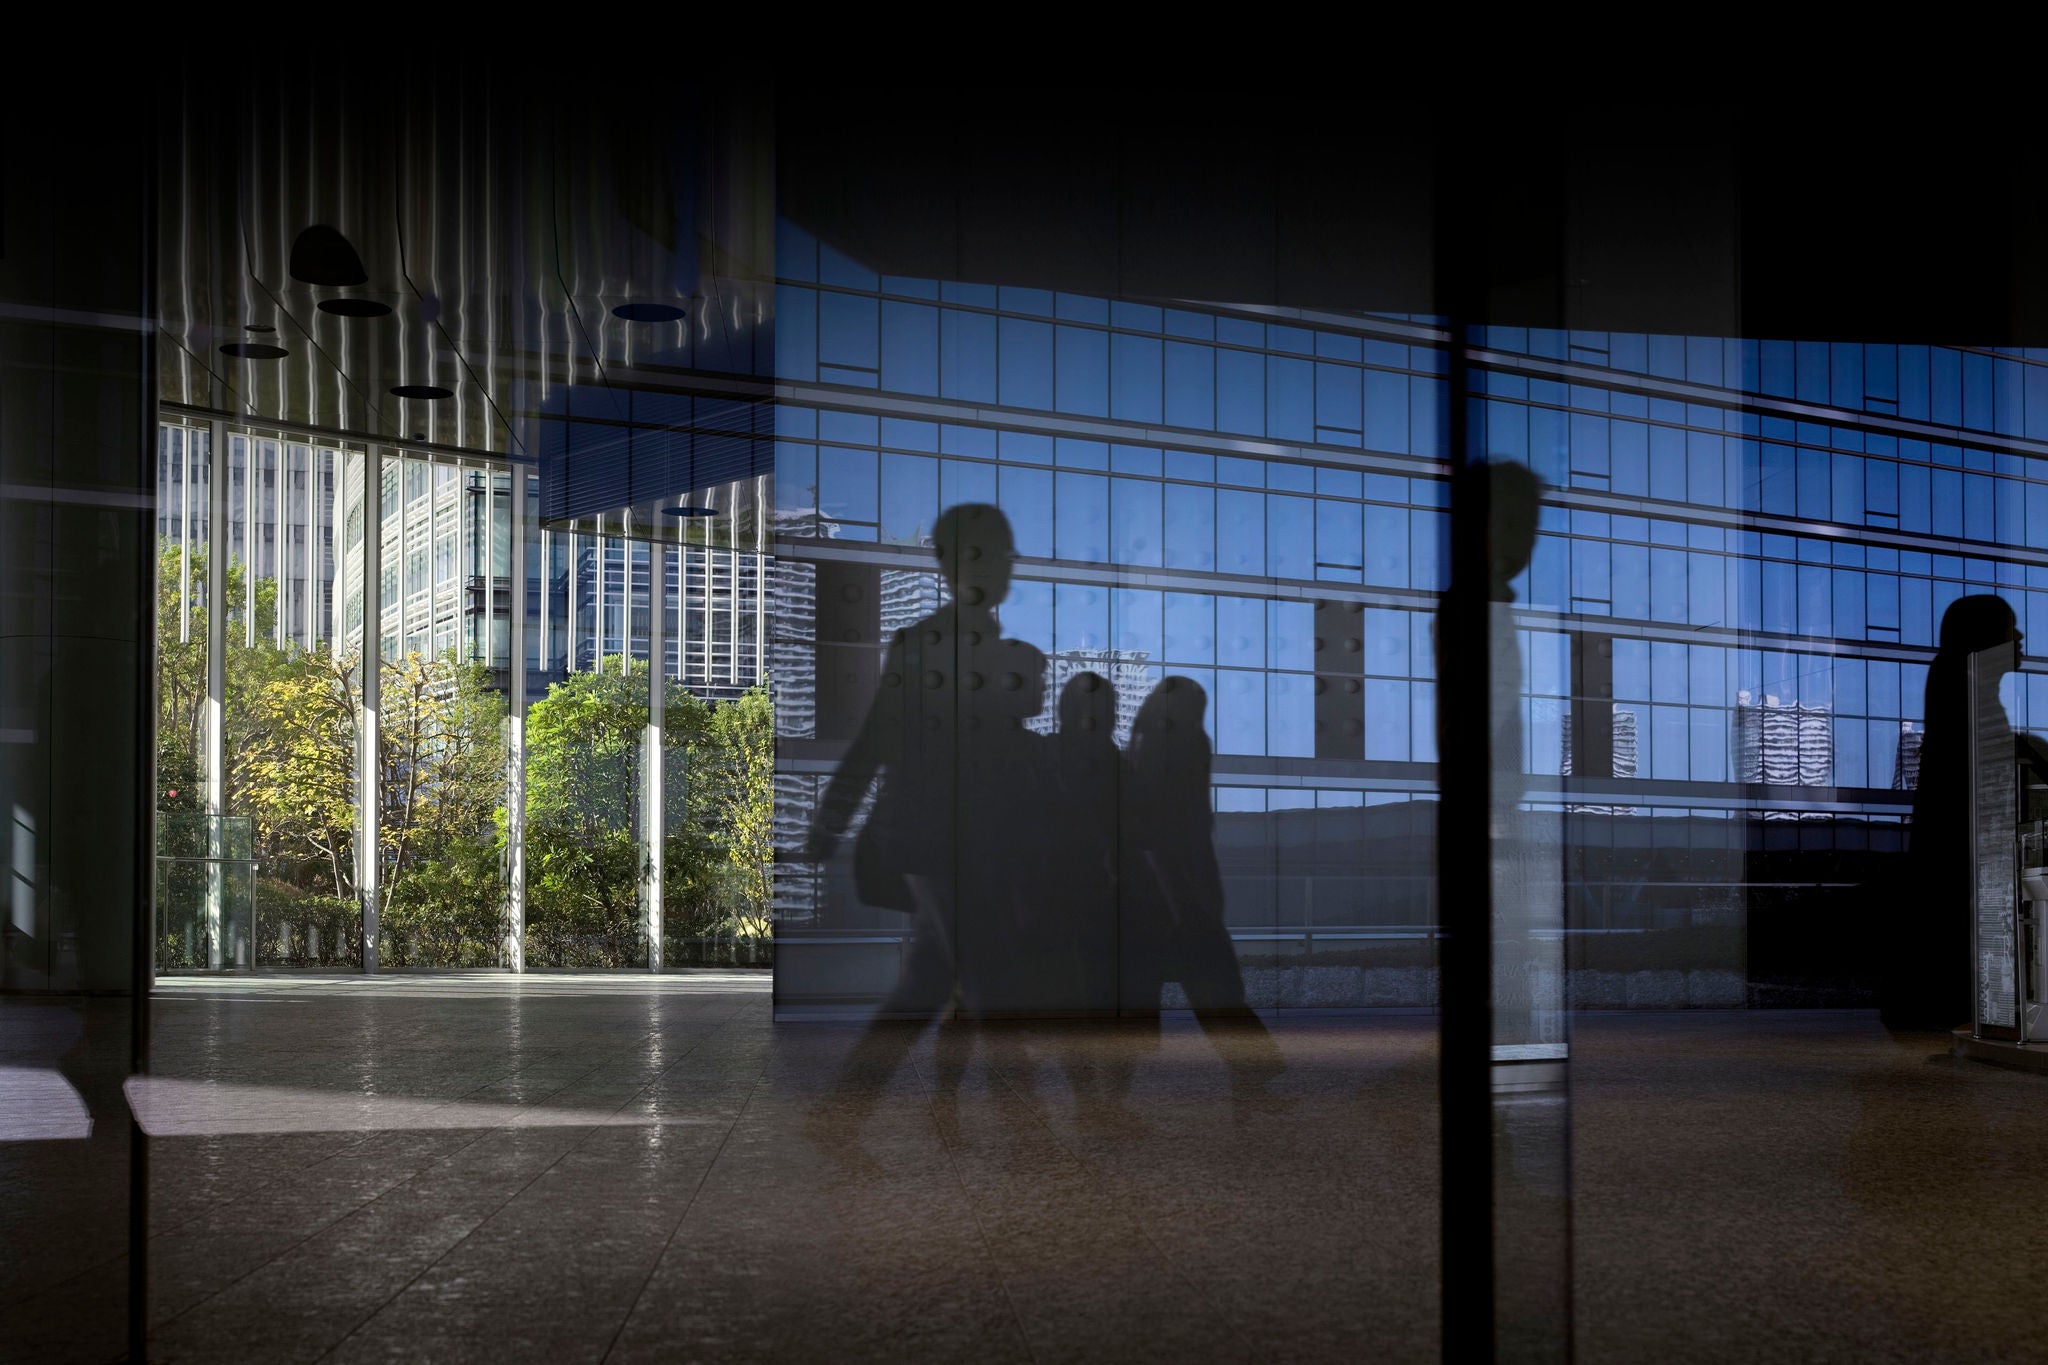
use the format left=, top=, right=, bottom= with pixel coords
left=15, top=74, right=2048, bottom=1365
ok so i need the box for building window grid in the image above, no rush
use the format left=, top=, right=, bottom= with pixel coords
left=782, top=275, right=1444, bottom=458
left=773, top=264, right=2048, bottom=803
left=171, top=296, right=2048, bottom=830
left=171, top=430, right=766, bottom=701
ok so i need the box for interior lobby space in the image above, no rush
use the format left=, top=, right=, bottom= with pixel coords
left=6, top=981, right=2036, bottom=1365
left=21, top=65, right=2048, bottom=1362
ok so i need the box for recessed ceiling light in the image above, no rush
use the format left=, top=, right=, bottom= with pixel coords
left=664, top=505, right=717, bottom=517
left=221, top=343, right=289, bottom=360
left=244, top=323, right=276, bottom=333
left=613, top=302, right=687, bottom=323
left=290, top=225, right=368, bottom=287
left=318, top=298, right=393, bottom=318
left=389, top=384, right=452, bottom=400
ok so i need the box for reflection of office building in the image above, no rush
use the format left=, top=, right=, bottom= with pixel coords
left=878, top=568, right=942, bottom=636
left=768, top=507, right=833, bottom=740
left=157, top=427, right=338, bottom=655
left=1613, top=708, right=1640, bottom=779
left=1733, top=693, right=1834, bottom=787
left=1559, top=709, right=1641, bottom=780
left=560, top=532, right=767, bottom=701
left=314, top=459, right=772, bottom=701
left=1895, top=725, right=1925, bottom=790
left=336, top=460, right=508, bottom=665
left=1560, top=708, right=1642, bottom=816
left=1027, top=649, right=1153, bottom=744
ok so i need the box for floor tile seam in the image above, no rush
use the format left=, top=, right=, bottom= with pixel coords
left=902, top=1048, right=1047, bottom=1365
left=66, top=992, right=754, bottom=1337
left=295, top=997, right=755, bottom=1360
left=572, top=1010, right=782, bottom=1134
left=596, top=1051, right=775, bottom=1364
left=4, top=1124, right=429, bottom=1318
left=139, top=1044, right=662, bottom=1340
left=976, top=1048, right=1238, bottom=1331
left=136, top=1042, right=637, bottom=1246
left=598, top=1003, right=766, bottom=1094
left=303, top=1055, right=707, bottom=1365
left=143, top=990, right=754, bottom=1207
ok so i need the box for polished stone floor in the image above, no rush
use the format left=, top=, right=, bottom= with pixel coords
left=3, top=975, right=2045, bottom=1363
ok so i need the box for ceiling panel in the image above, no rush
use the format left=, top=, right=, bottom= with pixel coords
left=159, top=74, right=777, bottom=501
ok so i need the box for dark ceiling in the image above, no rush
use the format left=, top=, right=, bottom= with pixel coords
left=151, top=76, right=2048, bottom=479
left=158, top=74, right=775, bottom=462
left=775, top=92, right=2048, bottom=349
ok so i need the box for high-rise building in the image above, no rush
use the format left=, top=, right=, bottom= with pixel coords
left=1559, top=709, right=1642, bottom=780
left=1895, top=724, right=1926, bottom=790
left=1732, top=692, right=1836, bottom=787
left=1026, top=649, right=1154, bottom=745
left=299, top=453, right=774, bottom=701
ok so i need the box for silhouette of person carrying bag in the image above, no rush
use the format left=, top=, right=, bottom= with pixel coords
left=801, top=504, right=1050, bottom=1141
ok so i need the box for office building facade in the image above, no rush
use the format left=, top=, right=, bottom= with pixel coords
left=767, top=222, right=2048, bottom=1010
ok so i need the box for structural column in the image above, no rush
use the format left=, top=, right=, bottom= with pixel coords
left=358, top=449, right=381, bottom=973
left=1434, top=150, right=1495, bottom=1362
left=205, top=421, right=227, bottom=967
left=642, top=541, right=665, bottom=971
left=504, top=472, right=526, bottom=971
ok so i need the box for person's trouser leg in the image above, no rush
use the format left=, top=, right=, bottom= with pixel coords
left=824, top=888, right=957, bottom=1125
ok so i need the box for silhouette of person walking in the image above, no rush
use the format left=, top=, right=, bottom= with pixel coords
left=1047, top=671, right=1122, bottom=1014
left=1121, top=676, right=1285, bottom=1106
left=959, top=635, right=1055, bottom=1018
left=1883, top=594, right=2048, bottom=1030
left=801, top=504, right=1053, bottom=1140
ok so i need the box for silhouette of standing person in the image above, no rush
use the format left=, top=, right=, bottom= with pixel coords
left=1122, top=676, right=1285, bottom=1107
left=801, top=503, right=1047, bottom=1141
left=1047, top=671, right=1122, bottom=1014
left=1432, top=461, right=1561, bottom=1058
left=1883, top=594, right=2048, bottom=1030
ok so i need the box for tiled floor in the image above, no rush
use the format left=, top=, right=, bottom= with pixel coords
left=3, top=975, right=2043, bottom=1364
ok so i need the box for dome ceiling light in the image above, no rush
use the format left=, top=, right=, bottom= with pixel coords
left=613, top=302, right=687, bottom=323
left=289, top=225, right=369, bottom=287
left=318, top=297, right=393, bottom=318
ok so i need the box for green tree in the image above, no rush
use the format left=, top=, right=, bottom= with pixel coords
left=235, top=648, right=359, bottom=897
left=522, top=659, right=710, bottom=966
left=233, top=645, right=506, bottom=957
left=155, top=544, right=278, bottom=813
left=687, top=684, right=774, bottom=939
left=158, top=546, right=775, bottom=970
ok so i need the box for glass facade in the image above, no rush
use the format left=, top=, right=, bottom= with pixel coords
left=768, top=223, right=2048, bottom=1014
left=39, top=74, right=2048, bottom=1365
left=152, top=422, right=775, bottom=971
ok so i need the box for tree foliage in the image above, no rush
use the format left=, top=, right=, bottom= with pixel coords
left=158, top=548, right=775, bottom=968
left=689, top=686, right=775, bottom=938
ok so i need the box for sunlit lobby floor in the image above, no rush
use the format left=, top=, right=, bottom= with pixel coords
left=4, top=974, right=2045, bottom=1364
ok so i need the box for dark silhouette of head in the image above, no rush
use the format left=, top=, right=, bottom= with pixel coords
left=1132, top=676, right=1210, bottom=760
left=1058, top=671, right=1118, bottom=738
left=1923, top=594, right=2024, bottom=744
left=985, top=637, right=1047, bottom=726
left=931, top=503, right=1015, bottom=609
left=1937, top=593, right=2021, bottom=664
left=1451, top=460, right=1545, bottom=597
